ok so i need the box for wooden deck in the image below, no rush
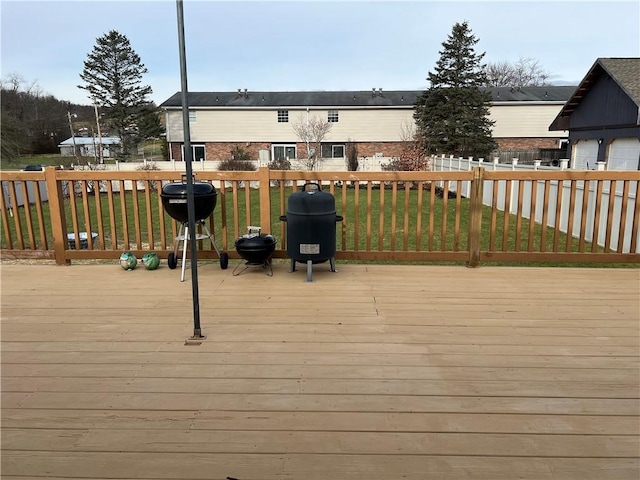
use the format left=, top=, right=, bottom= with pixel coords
left=1, top=262, right=639, bottom=479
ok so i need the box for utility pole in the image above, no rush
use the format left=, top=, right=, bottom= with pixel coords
left=93, top=101, right=104, bottom=164
left=67, top=111, right=78, bottom=160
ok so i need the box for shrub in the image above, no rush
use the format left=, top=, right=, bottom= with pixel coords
left=345, top=139, right=359, bottom=171
left=218, top=158, right=256, bottom=171
left=218, top=146, right=256, bottom=171
left=136, top=161, right=160, bottom=190
left=266, top=157, right=291, bottom=187
left=267, top=157, right=291, bottom=170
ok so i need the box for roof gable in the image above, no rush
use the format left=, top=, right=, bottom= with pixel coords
left=59, top=137, right=121, bottom=146
left=550, top=58, right=640, bottom=130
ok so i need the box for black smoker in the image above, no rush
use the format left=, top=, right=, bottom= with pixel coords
left=279, top=183, right=343, bottom=282
left=161, top=176, right=228, bottom=281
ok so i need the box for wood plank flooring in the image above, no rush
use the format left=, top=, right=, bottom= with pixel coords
left=1, top=262, right=639, bottom=479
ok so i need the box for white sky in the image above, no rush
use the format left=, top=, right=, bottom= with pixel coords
left=1, top=0, right=639, bottom=106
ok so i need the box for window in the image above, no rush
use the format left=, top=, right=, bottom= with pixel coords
left=328, top=110, right=339, bottom=123
left=181, top=144, right=205, bottom=161
left=277, top=110, right=289, bottom=123
left=188, top=110, right=197, bottom=123
left=321, top=143, right=345, bottom=158
left=273, top=144, right=296, bottom=160
left=333, top=145, right=345, bottom=158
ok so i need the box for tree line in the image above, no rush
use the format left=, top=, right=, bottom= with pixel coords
left=2, top=30, right=163, bottom=162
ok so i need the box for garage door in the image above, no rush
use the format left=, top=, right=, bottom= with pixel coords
left=571, top=139, right=599, bottom=170
left=608, top=137, right=640, bottom=170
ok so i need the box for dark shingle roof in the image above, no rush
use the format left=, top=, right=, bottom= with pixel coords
left=550, top=58, right=640, bottom=130
left=599, top=58, right=640, bottom=105
left=160, top=86, right=575, bottom=109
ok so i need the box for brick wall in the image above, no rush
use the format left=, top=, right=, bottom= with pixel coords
left=169, top=138, right=565, bottom=162
left=495, top=138, right=563, bottom=150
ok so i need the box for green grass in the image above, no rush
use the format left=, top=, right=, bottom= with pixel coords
left=0, top=141, right=165, bottom=171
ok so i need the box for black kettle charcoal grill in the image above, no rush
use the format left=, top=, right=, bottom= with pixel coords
left=233, top=226, right=277, bottom=276
left=161, top=176, right=229, bottom=281
left=279, top=183, right=343, bottom=282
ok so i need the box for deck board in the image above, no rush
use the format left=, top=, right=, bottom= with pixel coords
left=1, top=263, right=639, bottom=479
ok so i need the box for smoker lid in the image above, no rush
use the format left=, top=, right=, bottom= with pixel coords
left=287, top=189, right=336, bottom=214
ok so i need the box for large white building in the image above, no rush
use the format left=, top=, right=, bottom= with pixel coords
left=160, top=87, right=575, bottom=166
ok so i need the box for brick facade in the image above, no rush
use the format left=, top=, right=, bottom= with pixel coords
left=494, top=137, right=563, bottom=150
left=170, top=142, right=271, bottom=161
left=169, top=138, right=563, bottom=162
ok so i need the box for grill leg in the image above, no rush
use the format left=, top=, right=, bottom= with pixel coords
left=181, top=226, right=189, bottom=282
left=173, top=223, right=185, bottom=257
left=306, top=260, right=313, bottom=283
left=330, top=257, right=337, bottom=272
left=290, top=258, right=296, bottom=272
left=200, top=221, right=221, bottom=256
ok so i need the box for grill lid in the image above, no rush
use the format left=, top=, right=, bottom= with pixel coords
left=161, top=180, right=216, bottom=198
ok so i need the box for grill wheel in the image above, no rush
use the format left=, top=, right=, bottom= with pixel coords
left=167, top=252, right=178, bottom=269
left=219, top=252, right=229, bottom=269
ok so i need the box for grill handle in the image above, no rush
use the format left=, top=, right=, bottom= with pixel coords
left=301, top=182, right=321, bottom=192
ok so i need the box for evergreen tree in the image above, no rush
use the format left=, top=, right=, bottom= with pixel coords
left=78, top=30, right=153, bottom=160
left=414, top=22, right=495, bottom=158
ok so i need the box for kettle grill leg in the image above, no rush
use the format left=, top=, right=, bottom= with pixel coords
left=180, top=226, right=189, bottom=282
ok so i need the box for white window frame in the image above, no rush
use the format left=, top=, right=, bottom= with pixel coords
left=181, top=144, right=206, bottom=162
left=272, top=144, right=296, bottom=160
left=328, top=110, right=339, bottom=123
left=188, top=110, right=197, bottom=123
left=277, top=110, right=289, bottom=123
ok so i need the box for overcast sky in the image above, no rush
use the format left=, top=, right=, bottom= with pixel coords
left=1, top=0, right=639, bottom=106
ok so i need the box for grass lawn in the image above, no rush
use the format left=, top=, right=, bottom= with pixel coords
left=0, top=141, right=165, bottom=171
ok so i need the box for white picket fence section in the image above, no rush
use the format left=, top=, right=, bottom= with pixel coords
left=432, top=155, right=639, bottom=253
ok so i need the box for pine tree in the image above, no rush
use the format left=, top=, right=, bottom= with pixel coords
left=414, top=22, right=495, bottom=158
left=78, top=30, right=153, bottom=160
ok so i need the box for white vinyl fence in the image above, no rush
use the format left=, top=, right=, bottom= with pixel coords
left=432, top=155, right=639, bottom=254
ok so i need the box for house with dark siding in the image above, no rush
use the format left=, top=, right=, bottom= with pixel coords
left=550, top=58, right=640, bottom=170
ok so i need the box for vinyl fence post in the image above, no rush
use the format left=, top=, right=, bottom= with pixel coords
left=44, top=167, right=70, bottom=265
left=467, top=166, right=484, bottom=268
left=259, top=167, right=272, bottom=233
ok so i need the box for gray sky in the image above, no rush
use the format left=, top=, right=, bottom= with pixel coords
left=1, top=0, right=639, bottom=106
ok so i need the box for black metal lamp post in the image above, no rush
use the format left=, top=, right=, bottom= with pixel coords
left=176, top=0, right=204, bottom=341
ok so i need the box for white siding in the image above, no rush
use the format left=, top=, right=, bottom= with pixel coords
left=488, top=104, right=566, bottom=137
left=165, top=108, right=415, bottom=143
left=164, top=102, right=567, bottom=143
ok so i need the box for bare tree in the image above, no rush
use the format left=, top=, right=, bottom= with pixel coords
left=484, top=57, right=551, bottom=87
left=292, top=114, right=332, bottom=170
left=382, top=120, right=429, bottom=172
